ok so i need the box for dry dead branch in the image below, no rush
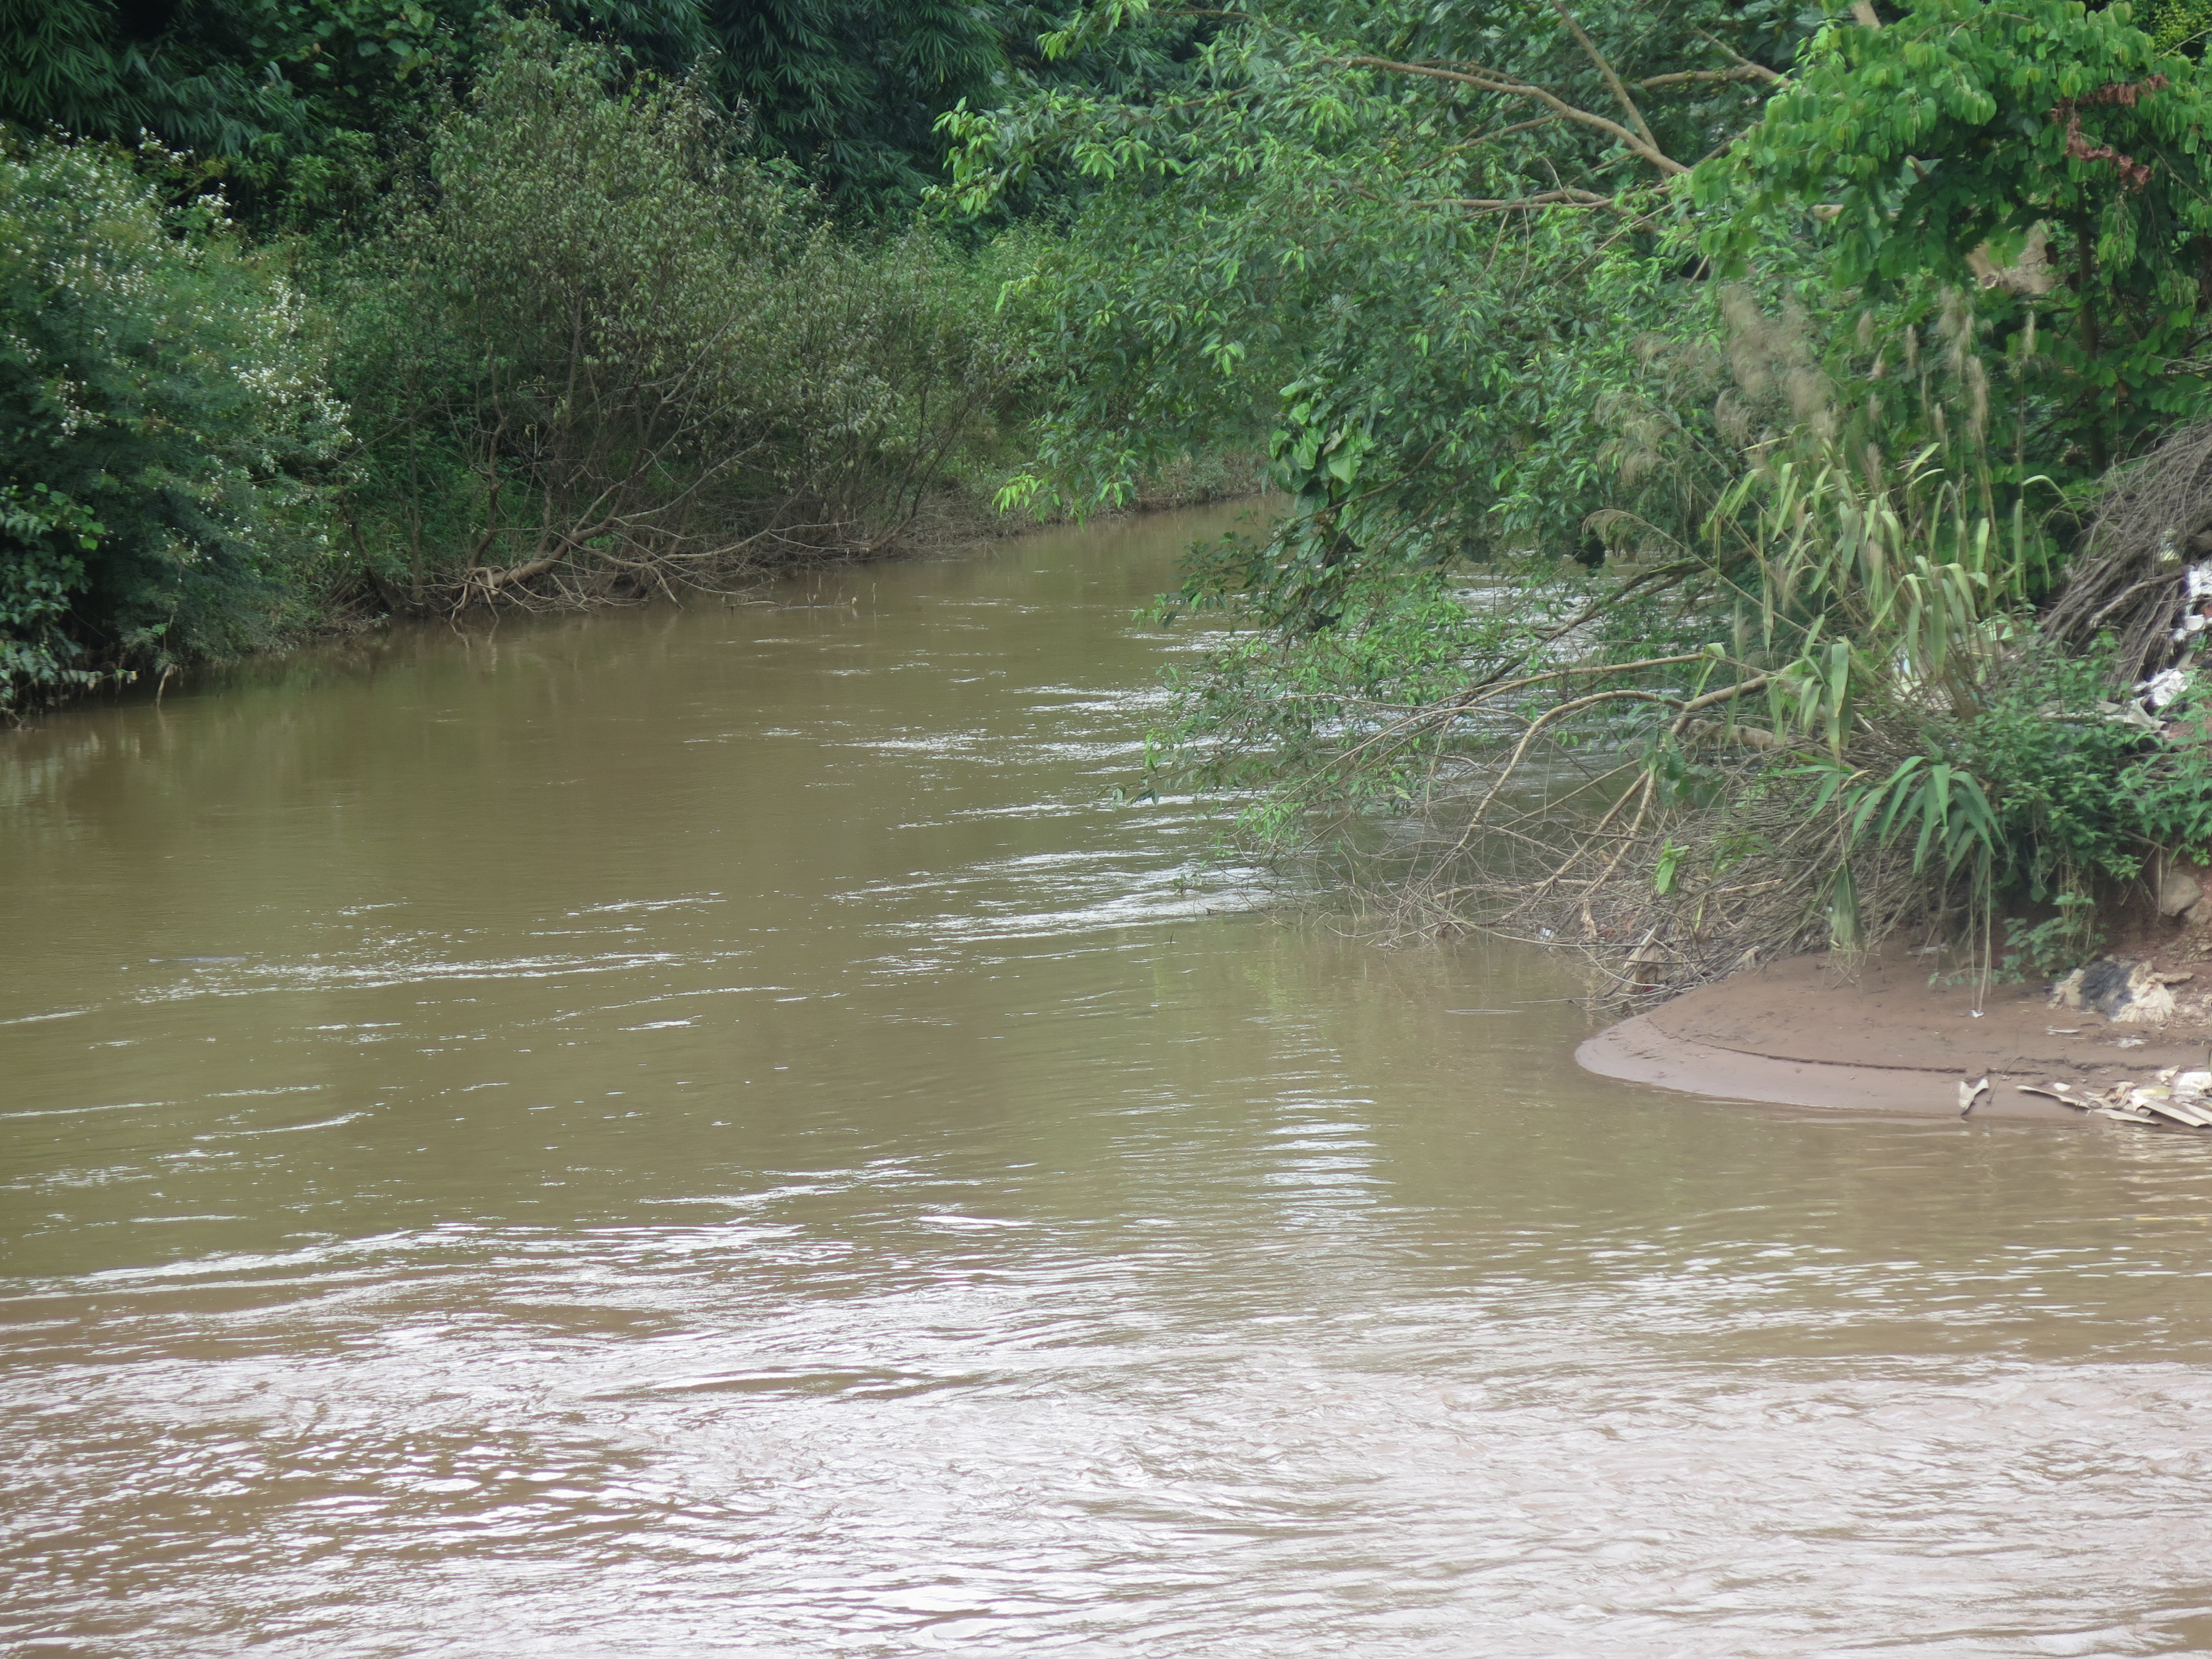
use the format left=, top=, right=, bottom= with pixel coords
left=2044, top=419, right=2212, bottom=682
left=1371, top=745, right=1939, bottom=1005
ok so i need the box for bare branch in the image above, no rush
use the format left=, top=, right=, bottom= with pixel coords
left=1550, top=2, right=1655, bottom=149
left=1416, top=187, right=1630, bottom=213
left=1337, top=55, right=1689, bottom=176
left=1635, top=65, right=1777, bottom=90
left=1688, top=27, right=1784, bottom=83
left=1447, top=114, right=1561, bottom=150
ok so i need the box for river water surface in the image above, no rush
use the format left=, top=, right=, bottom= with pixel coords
left=6, top=505, right=2212, bottom=1656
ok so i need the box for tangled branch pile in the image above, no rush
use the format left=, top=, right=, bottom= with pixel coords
left=2045, top=421, right=2212, bottom=685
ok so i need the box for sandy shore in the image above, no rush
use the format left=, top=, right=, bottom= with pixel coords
left=1578, top=947, right=2212, bottom=1119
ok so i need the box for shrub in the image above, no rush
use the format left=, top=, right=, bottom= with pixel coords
left=1, top=135, right=345, bottom=711
left=332, top=30, right=1034, bottom=609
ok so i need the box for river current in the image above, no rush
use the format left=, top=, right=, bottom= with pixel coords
left=6, top=504, right=2212, bottom=1656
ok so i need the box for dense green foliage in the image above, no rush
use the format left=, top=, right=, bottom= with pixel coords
left=1708, top=0, right=2212, bottom=471
left=945, top=0, right=2212, bottom=983
left=0, top=0, right=1204, bottom=221
left=1, top=134, right=342, bottom=702
left=952, top=0, right=1804, bottom=591
left=332, top=34, right=1034, bottom=606
left=2, top=4, right=1125, bottom=712
left=1956, top=641, right=2212, bottom=893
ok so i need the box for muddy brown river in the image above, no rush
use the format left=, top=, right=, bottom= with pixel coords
left=6, top=504, right=2212, bottom=1656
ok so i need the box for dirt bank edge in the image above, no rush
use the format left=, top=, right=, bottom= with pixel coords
left=1576, top=947, right=2212, bottom=1120
left=1575, top=1015, right=2085, bottom=1119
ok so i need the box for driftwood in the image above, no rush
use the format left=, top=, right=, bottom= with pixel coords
left=2020, top=1066, right=2212, bottom=1130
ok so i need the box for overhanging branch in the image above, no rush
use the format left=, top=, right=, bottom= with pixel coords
left=1337, top=53, right=1690, bottom=176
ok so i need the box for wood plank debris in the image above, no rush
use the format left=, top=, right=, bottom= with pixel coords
left=2014, top=1067, right=2212, bottom=1131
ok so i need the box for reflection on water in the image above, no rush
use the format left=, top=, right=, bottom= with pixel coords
left=7, top=504, right=2212, bottom=1657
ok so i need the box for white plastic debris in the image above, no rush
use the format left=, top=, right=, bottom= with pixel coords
left=2142, top=666, right=2192, bottom=709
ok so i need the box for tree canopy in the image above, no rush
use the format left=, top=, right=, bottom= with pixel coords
left=0, top=0, right=1141, bottom=217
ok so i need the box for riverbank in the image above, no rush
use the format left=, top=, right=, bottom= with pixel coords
left=1579, top=939, right=2212, bottom=1120
left=11, top=463, right=1271, bottom=724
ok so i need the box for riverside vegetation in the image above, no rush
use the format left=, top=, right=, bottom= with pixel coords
left=17, top=0, right=2212, bottom=993
left=1, top=1, right=1226, bottom=706
left=946, top=0, right=2212, bottom=993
